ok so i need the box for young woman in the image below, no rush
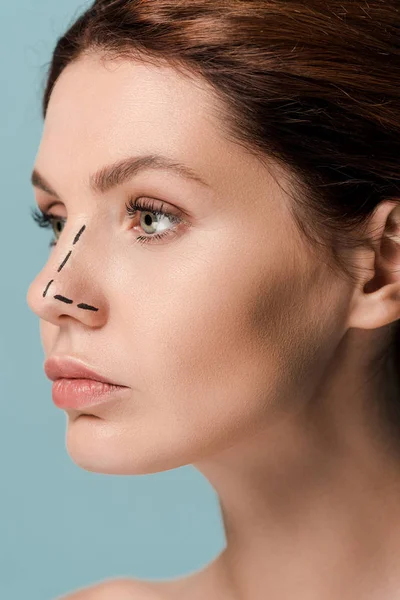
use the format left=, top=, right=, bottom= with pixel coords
left=27, top=1, right=400, bottom=598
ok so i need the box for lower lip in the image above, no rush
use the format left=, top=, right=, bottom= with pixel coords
left=52, top=378, right=129, bottom=410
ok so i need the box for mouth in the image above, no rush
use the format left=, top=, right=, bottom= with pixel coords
left=44, top=355, right=127, bottom=387
left=50, top=377, right=129, bottom=410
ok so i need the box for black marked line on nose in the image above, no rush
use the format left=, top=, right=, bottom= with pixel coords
left=57, top=251, right=72, bottom=272
left=43, top=280, right=54, bottom=298
left=54, top=295, right=73, bottom=305
left=73, top=225, right=86, bottom=245
left=77, top=303, right=99, bottom=312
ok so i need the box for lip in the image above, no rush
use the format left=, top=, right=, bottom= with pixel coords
left=44, top=355, right=127, bottom=387
left=50, top=378, right=130, bottom=410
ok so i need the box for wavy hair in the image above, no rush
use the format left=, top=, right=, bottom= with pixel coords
left=40, top=0, right=400, bottom=438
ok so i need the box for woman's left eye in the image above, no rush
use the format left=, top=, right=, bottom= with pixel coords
left=125, top=197, right=186, bottom=246
left=31, top=197, right=188, bottom=248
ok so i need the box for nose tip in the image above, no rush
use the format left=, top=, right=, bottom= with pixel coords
left=26, top=273, right=103, bottom=327
left=42, top=278, right=99, bottom=312
left=44, top=282, right=99, bottom=313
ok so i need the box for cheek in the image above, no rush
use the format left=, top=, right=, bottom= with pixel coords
left=117, top=251, right=318, bottom=463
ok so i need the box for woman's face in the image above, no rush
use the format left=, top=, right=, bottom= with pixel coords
left=27, top=53, right=351, bottom=475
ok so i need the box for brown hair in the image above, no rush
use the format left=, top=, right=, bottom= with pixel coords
left=40, top=0, right=400, bottom=437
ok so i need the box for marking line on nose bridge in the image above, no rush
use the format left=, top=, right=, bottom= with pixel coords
left=43, top=280, right=54, bottom=298
left=73, top=225, right=86, bottom=245
left=42, top=224, right=100, bottom=313
left=57, top=251, right=72, bottom=272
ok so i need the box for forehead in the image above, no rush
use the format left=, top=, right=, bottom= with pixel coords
left=35, top=53, right=286, bottom=220
left=38, top=54, right=222, bottom=169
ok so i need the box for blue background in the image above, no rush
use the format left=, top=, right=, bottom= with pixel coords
left=0, top=2, right=225, bottom=598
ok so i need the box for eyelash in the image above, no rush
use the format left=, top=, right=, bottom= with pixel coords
left=31, top=197, right=186, bottom=248
left=125, top=197, right=185, bottom=245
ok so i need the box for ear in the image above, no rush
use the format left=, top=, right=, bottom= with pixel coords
left=347, top=200, right=400, bottom=330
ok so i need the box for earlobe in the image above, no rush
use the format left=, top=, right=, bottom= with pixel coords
left=346, top=280, right=400, bottom=331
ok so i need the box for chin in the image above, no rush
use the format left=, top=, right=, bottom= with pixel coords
left=64, top=415, right=193, bottom=475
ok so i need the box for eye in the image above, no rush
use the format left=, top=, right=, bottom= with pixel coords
left=31, top=198, right=190, bottom=249
left=125, top=196, right=188, bottom=246
left=31, top=207, right=66, bottom=247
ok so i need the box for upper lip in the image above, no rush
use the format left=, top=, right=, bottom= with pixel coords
left=44, top=356, right=126, bottom=386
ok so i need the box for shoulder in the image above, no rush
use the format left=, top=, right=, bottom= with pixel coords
left=56, top=577, right=167, bottom=600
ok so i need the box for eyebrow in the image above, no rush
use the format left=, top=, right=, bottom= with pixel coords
left=31, top=153, right=211, bottom=198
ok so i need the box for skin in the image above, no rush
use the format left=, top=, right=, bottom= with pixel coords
left=27, top=52, right=400, bottom=599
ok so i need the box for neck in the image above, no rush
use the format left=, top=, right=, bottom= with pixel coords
left=193, top=328, right=400, bottom=600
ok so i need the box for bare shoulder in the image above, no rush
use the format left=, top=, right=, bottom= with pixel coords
left=54, top=559, right=220, bottom=600
left=55, top=577, right=170, bottom=600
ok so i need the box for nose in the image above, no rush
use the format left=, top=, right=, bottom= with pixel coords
left=26, top=222, right=107, bottom=327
